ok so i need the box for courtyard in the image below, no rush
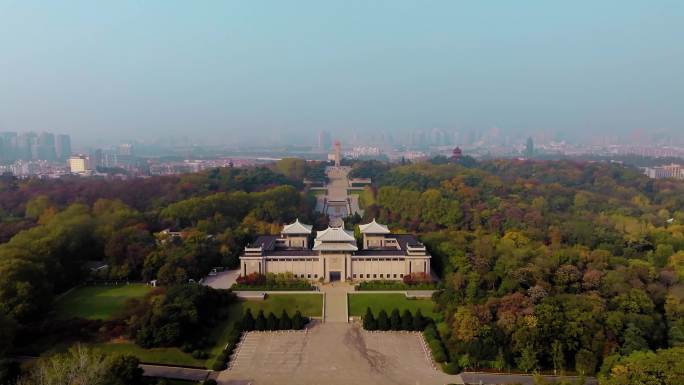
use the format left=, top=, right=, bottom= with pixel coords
left=219, top=323, right=459, bottom=385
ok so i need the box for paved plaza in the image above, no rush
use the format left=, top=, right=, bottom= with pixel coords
left=218, top=323, right=461, bottom=385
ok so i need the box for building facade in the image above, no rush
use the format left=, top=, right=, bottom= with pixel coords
left=240, top=219, right=431, bottom=282
left=643, top=163, right=683, bottom=179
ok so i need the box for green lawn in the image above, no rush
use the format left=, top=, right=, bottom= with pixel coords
left=93, top=342, right=205, bottom=368
left=55, top=284, right=152, bottom=320
left=241, top=293, right=323, bottom=317
left=348, top=293, right=438, bottom=319
left=94, top=293, right=323, bottom=368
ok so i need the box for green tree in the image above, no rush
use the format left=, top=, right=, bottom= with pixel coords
left=377, top=310, right=390, bottom=331
left=0, top=311, right=16, bottom=356
left=24, top=195, right=53, bottom=220
left=601, top=347, right=684, bottom=385
left=242, top=309, right=255, bottom=331
left=105, top=355, right=144, bottom=385
left=16, top=345, right=113, bottom=385
left=412, top=309, right=426, bottom=331
left=363, top=308, right=377, bottom=331
left=390, top=309, right=401, bottom=331
left=279, top=310, right=292, bottom=330
left=266, top=312, right=278, bottom=331
left=575, top=349, right=597, bottom=375
left=517, top=345, right=538, bottom=373
left=255, top=310, right=266, bottom=331
left=551, top=340, right=564, bottom=375
left=292, top=310, right=306, bottom=330
left=401, top=310, right=413, bottom=331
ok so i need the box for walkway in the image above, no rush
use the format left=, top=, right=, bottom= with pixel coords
left=202, top=269, right=240, bottom=289
left=321, top=283, right=349, bottom=322
left=317, top=166, right=363, bottom=219
left=141, top=364, right=212, bottom=382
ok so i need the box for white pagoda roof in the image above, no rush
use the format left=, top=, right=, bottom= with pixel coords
left=359, top=219, right=390, bottom=234
left=312, top=242, right=358, bottom=251
left=281, top=219, right=313, bottom=235
left=315, top=226, right=356, bottom=242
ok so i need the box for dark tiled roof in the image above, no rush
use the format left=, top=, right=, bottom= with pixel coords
left=264, top=249, right=319, bottom=257
left=392, top=234, right=424, bottom=250
left=248, top=235, right=278, bottom=250
left=354, top=250, right=406, bottom=256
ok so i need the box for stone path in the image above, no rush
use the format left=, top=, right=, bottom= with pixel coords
left=321, top=283, right=349, bottom=323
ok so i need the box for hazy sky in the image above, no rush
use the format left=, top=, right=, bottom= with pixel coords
left=0, top=1, right=682, bottom=146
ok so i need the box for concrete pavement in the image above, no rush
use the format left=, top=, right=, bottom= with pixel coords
left=203, top=269, right=240, bottom=290
left=321, top=283, right=349, bottom=323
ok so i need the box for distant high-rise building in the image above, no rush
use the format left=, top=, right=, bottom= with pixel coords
left=68, top=155, right=91, bottom=174
left=0, top=132, right=17, bottom=161
left=37, top=132, right=56, bottom=161
left=55, top=134, right=71, bottom=160
left=318, top=131, right=332, bottom=151
left=15, top=133, right=35, bottom=160
left=118, top=143, right=134, bottom=156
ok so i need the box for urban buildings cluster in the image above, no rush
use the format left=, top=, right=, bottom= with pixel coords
left=642, top=164, right=684, bottom=180
left=0, top=131, right=71, bottom=162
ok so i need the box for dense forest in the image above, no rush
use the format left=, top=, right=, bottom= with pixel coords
left=354, top=158, right=684, bottom=381
left=1, top=157, right=683, bottom=384
left=0, top=161, right=326, bottom=383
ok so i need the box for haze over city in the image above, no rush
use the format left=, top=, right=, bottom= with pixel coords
left=1, top=1, right=683, bottom=146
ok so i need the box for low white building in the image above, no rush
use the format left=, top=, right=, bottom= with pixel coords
left=240, top=219, right=431, bottom=283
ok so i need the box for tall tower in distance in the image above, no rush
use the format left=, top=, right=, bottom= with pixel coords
left=334, top=140, right=341, bottom=167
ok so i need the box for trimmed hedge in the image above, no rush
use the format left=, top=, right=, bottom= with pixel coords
left=361, top=307, right=429, bottom=331
left=424, top=324, right=448, bottom=363
left=241, top=309, right=309, bottom=331
left=211, top=322, right=243, bottom=370
left=355, top=280, right=438, bottom=291
left=230, top=284, right=314, bottom=291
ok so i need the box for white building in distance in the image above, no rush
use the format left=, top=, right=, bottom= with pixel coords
left=240, top=219, right=431, bottom=283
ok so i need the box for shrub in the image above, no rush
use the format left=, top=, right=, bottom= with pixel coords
left=401, top=310, right=413, bottom=331
left=413, top=309, right=425, bottom=331
left=355, top=278, right=437, bottom=291
left=235, top=272, right=266, bottom=286
left=428, top=339, right=447, bottom=362
left=377, top=310, right=390, bottom=331
left=255, top=310, right=266, bottom=331
left=191, top=350, right=208, bottom=359
left=266, top=312, right=278, bottom=331
left=443, top=361, right=461, bottom=374
left=212, top=353, right=228, bottom=371
left=242, top=309, right=255, bottom=331
left=279, top=310, right=292, bottom=330
left=233, top=272, right=313, bottom=291
left=292, top=310, right=307, bottom=330
left=181, top=343, right=194, bottom=353
left=402, top=272, right=432, bottom=285
left=363, top=308, right=377, bottom=331
left=203, top=380, right=218, bottom=385
left=390, top=309, right=401, bottom=331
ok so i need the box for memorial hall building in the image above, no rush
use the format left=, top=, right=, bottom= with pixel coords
left=240, top=219, right=431, bottom=282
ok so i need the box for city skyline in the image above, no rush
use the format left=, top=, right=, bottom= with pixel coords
left=1, top=1, right=683, bottom=146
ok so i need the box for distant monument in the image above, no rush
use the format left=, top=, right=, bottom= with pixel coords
left=333, top=140, right=341, bottom=167
left=450, top=146, right=462, bottom=162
